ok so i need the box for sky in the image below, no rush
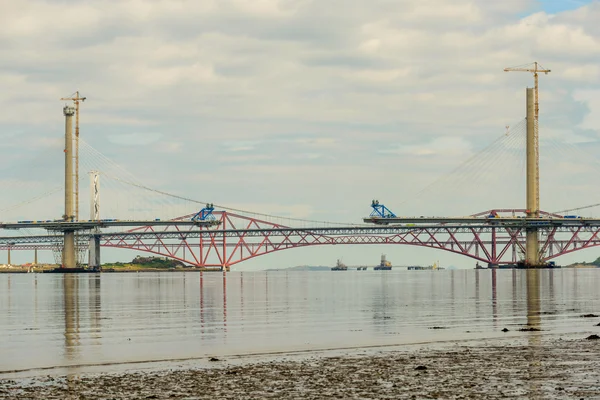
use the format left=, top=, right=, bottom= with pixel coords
left=539, top=0, right=593, bottom=13
left=1, top=0, right=600, bottom=269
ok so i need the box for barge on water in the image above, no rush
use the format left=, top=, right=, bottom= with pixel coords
left=331, top=259, right=348, bottom=271
left=374, top=254, right=392, bottom=270
left=408, top=261, right=444, bottom=271
left=43, top=267, right=101, bottom=273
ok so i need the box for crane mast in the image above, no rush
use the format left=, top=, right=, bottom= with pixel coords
left=504, top=62, right=550, bottom=121
left=504, top=62, right=551, bottom=216
left=60, top=91, right=86, bottom=221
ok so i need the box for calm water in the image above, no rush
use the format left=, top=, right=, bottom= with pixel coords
left=1, top=269, right=600, bottom=374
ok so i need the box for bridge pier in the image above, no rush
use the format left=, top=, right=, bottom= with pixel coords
left=89, top=234, right=101, bottom=269
left=63, top=105, right=77, bottom=269
left=525, top=87, right=542, bottom=267
left=88, top=171, right=101, bottom=270
left=64, top=231, right=76, bottom=268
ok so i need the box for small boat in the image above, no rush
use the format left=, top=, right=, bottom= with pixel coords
left=331, top=259, right=348, bottom=271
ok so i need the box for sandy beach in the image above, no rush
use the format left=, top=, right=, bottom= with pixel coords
left=2, top=334, right=599, bottom=399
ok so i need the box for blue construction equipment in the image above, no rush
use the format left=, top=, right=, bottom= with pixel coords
left=191, top=203, right=215, bottom=221
left=369, top=200, right=397, bottom=218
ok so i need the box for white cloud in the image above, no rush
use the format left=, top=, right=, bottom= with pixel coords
left=295, top=137, right=335, bottom=146
left=572, top=89, right=600, bottom=133
left=108, top=132, right=162, bottom=146
left=383, top=137, right=473, bottom=157
left=562, top=64, right=600, bottom=82
left=33, top=137, right=62, bottom=149
left=156, top=141, right=184, bottom=153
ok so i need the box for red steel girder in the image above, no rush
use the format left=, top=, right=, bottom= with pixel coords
left=99, top=212, right=538, bottom=269
left=8, top=211, right=600, bottom=268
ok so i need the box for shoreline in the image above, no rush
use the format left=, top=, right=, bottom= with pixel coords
left=1, top=335, right=599, bottom=399
left=0, top=267, right=223, bottom=274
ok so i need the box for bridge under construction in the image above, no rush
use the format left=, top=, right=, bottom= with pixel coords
left=3, top=62, right=600, bottom=270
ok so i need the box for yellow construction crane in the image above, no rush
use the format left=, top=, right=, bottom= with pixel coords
left=504, top=62, right=551, bottom=121
left=60, top=91, right=86, bottom=221
left=504, top=62, right=551, bottom=221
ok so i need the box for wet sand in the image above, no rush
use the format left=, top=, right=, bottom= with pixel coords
left=2, top=335, right=599, bottom=399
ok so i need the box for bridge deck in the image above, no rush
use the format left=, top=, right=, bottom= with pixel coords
left=363, top=216, right=595, bottom=226
left=2, top=220, right=600, bottom=245
left=0, top=219, right=218, bottom=231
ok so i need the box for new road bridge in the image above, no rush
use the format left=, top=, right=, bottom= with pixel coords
left=0, top=219, right=216, bottom=231
left=0, top=213, right=594, bottom=232
left=2, top=208, right=600, bottom=269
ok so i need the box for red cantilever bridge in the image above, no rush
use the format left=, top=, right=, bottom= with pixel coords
left=2, top=208, right=600, bottom=269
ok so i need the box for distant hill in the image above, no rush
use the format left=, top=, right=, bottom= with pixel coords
left=103, top=256, right=187, bottom=271
left=566, top=256, right=600, bottom=268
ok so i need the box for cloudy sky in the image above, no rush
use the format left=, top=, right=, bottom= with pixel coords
left=1, top=0, right=600, bottom=268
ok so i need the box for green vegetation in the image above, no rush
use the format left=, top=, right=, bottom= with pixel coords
left=566, top=256, right=600, bottom=268
left=587, top=256, right=600, bottom=266
left=1, top=256, right=200, bottom=273
left=103, top=256, right=188, bottom=271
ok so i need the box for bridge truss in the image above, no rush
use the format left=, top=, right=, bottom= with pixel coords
left=3, top=211, right=600, bottom=269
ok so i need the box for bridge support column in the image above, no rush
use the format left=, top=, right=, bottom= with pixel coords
left=88, top=171, right=101, bottom=270
left=491, top=227, right=497, bottom=264
left=89, top=235, right=101, bottom=269
left=222, top=215, right=228, bottom=272
left=64, top=231, right=76, bottom=268
left=7, top=247, right=11, bottom=266
left=525, top=87, right=541, bottom=267
left=34, top=248, right=38, bottom=266
left=63, top=105, right=77, bottom=268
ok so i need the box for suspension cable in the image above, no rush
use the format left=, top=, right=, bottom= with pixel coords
left=99, top=172, right=366, bottom=226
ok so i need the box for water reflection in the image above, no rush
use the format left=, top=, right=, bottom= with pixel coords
left=526, top=270, right=541, bottom=329
left=240, top=271, right=245, bottom=320
left=63, top=274, right=80, bottom=361
left=371, top=287, right=388, bottom=331
left=6, top=275, right=11, bottom=310
left=1, top=270, right=600, bottom=374
left=222, top=272, right=227, bottom=335
left=89, top=275, right=101, bottom=343
left=512, top=268, right=518, bottom=316
left=525, top=269, right=542, bottom=398
left=491, top=268, right=497, bottom=327
left=548, top=269, right=554, bottom=304
left=475, top=268, right=481, bottom=318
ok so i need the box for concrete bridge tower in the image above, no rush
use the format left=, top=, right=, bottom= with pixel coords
left=88, top=171, right=101, bottom=269
left=63, top=105, right=76, bottom=268
left=525, top=88, right=540, bottom=266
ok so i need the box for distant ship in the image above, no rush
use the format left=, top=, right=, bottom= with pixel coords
left=408, top=261, right=445, bottom=271
left=374, top=254, right=392, bottom=270
left=331, top=259, right=348, bottom=271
